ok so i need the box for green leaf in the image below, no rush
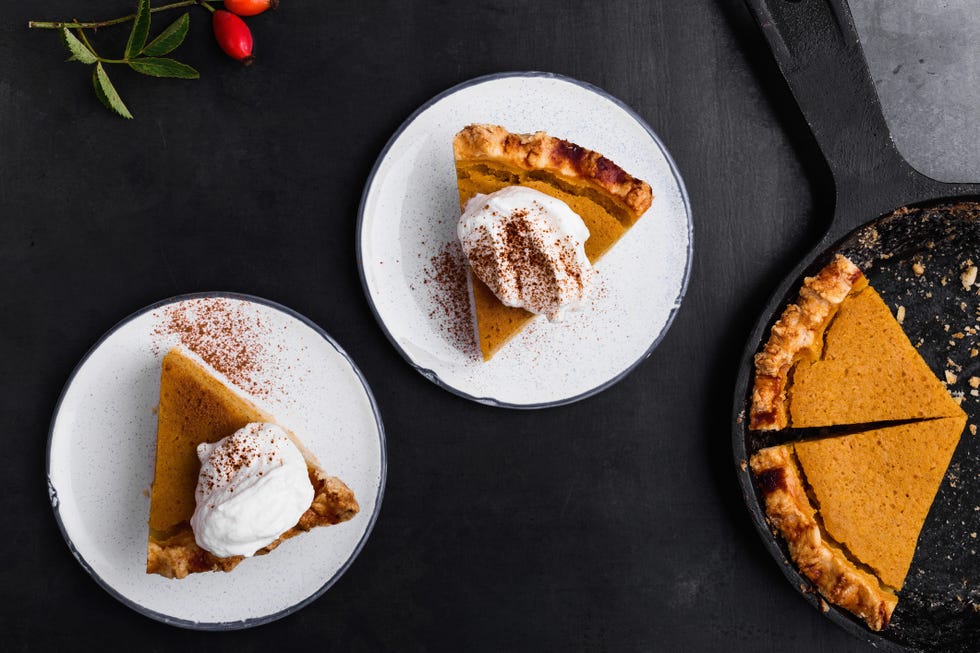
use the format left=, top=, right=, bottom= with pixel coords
left=141, top=13, right=190, bottom=57
left=127, top=57, right=199, bottom=79
left=125, top=0, right=152, bottom=60
left=92, top=63, right=133, bottom=119
left=61, top=28, right=97, bottom=64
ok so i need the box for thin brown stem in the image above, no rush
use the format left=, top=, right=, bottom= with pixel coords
left=28, top=1, right=203, bottom=30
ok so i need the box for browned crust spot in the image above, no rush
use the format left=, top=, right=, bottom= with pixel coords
left=756, top=466, right=786, bottom=494
left=749, top=255, right=867, bottom=430
left=453, top=124, right=653, bottom=220
left=749, top=445, right=897, bottom=631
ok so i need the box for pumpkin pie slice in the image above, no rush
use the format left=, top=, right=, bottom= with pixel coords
left=453, top=124, right=653, bottom=360
left=750, top=414, right=965, bottom=630
left=147, top=347, right=359, bottom=579
left=789, top=284, right=964, bottom=427
left=750, top=255, right=963, bottom=430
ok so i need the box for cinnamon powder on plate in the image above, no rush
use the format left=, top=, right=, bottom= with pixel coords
left=152, top=297, right=275, bottom=398
left=422, top=241, right=479, bottom=359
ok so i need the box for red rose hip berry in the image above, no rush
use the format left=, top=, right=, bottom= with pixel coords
left=212, top=10, right=254, bottom=65
left=224, top=0, right=279, bottom=17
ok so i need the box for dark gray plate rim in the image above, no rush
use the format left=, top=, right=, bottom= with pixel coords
left=355, top=70, right=694, bottom=409
left=45, top=291, right=387, bottom=631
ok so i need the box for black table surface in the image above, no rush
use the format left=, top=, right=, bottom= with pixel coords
left=0, top=1, right=881, bottom=651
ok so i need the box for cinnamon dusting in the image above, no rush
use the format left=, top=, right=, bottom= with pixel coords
left=152, top=298, right=275, bottom=398
left=422, top=241, right=479, bottom=359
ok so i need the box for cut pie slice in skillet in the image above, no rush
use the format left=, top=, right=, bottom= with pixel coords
left=789, top=282, right=965, bottom=427
left=750, top=414, right=966, bottom=631
left=453, top=124, right=653, bottom=360
left=750, top=254, right=964, bottom=430
left=147, top=347, right=359, bottom=579
left=793, top=416, right=966, bottom=591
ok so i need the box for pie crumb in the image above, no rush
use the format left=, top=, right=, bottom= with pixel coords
left=912, top=261, right=925, bottom=276
left=970, top=377, right=980, bottom=389
left=962, top=262, right=978, bottom=290
left=946, top=370, right=958, bottom=384
left=972, top=425, right=978, bottom=436
left=895, top=305, right=906, bottom=324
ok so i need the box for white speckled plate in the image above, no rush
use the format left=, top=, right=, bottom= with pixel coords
left=46, top=293, right=386, bottom=629
left=357, top=72, right=693, bottom=407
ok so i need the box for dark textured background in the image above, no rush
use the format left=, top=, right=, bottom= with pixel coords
left=0, top=0, right=878, bottom=650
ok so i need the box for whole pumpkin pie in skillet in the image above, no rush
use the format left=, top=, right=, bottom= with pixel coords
left=747, top=254, right=967, bottom=631
left=147, top=347, right=359, bottom=579
left=453, top=124, right=653, bottom=360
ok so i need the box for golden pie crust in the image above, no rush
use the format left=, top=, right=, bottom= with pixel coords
left=453, top=124, right=653, bottom=360
left=147, top=347, right=359, bottom=579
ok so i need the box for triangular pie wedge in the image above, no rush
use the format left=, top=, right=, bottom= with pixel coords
left=789, top=284, right=964, bottom=426
left=794, top=416, right=966, bottom=590
left=750, top=255, right=964, bottom=430
left=453, top=124, right=653, bottom=360
left=750, top=414, right=965, bottom=631
left=147, top=347, right=359, bottom=579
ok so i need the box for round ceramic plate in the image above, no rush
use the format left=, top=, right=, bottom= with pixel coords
left=357, top=71, right=693, bottom=408
left=47, top=293, right=386, bottom=629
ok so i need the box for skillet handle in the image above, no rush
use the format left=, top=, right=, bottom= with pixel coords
left=743, top=0, right=915, bottom=209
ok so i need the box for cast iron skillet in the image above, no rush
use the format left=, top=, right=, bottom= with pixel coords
left=732, top=1, right=980, bottom=651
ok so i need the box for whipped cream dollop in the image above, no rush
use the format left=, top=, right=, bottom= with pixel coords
left=190, top=422, right=314, bottom=558
left=457, top=186, right=595, bottom=320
